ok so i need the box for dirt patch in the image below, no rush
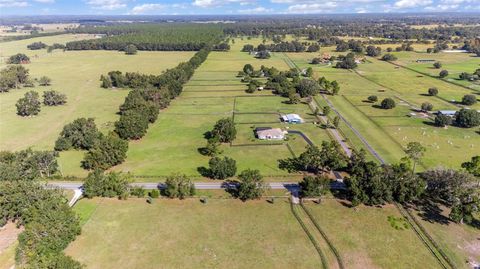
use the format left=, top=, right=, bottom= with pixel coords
left=0, top=222, right=23, bottom=255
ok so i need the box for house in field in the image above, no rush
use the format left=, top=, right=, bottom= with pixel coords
left=255, top=127, right=286, bottom=140
left=281, top=114, right=304, bottom=124
left=438, top=110, right=457, bottom=117
left=416, top=59, right=435, bottom=63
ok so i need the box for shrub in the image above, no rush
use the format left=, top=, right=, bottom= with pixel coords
left=130, top=186, right=146, bottom=197
left=16, top=91, right=41, bottom=116
left=82, top=133, right=128, bottom=170
left=433, top=62, right=442, bottom=69
left=55, top=118, right=99, bottom=150
left=439, top=70, right=449, bottom=78
left=7, top=53, right=30, bottom=64
left=115, top=109, right=150, bottom=140
left=27, top=41, right=47, bottom=50
left=83, top=170, right=130, bottom=199
left=381, top=53, right=397, bottom=61
left=462, top=94, right=477, bottom=106
left=211, top=118, right=236, bottom=143
left=380, top=98, right=396, bottom=109
left=299, top=175, right=330, bottom=198
left=455, top=109, right=480, bottom=128
left=367, top=95, right=378, bottom=102
left=237, top=169, right=267, bottom=201
left=149, top=189, right=160, bottom=198
left=208, top=156, right=237, bottom=179
left=124, top=44, right=137, bottom=55
left=38, top=76, right=52, bottom=86
left=434, top=114, right=452, bottom=127
left=421, top=102, right=433, bottom=111
left=43, top=90, right=67, bottom=106
left=428, top=87, right=438, bottom=96
left=311, top=57, right=321, bottom=64
left=164, top=174, right=196, bottom=199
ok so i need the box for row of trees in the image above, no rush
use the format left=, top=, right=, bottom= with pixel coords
left=435, top=109, right=480, bottom=128
left=279, top=137, right=479, bottom=224
left=242, top=41, right=319, bottom=53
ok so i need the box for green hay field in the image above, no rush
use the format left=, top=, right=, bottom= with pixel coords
left=65, top=198, right=322, bottom=269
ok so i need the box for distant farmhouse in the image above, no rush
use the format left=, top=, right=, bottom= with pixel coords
left=438, top=110, right=457, bottom=117
left=255, top=127, right=286, bottom=140
left=281, top=114, right=304, bottom=124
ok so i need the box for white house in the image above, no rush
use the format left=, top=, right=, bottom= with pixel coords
left=438, top=110, right=457, bottom=117
left=255, top=128, right=286, bottom=140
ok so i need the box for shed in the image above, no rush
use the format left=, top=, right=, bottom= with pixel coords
left=281, top=114, right=304, bottom=124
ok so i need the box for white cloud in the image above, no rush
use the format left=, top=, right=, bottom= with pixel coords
left=193, top=0, right=255, bottom=8
left=239, top=6, right=273, bottom=13
left=86, top=0, right=127, bottom=10
left=394, top=0, right=432, bottom=8
left=286, top=2, right=338, bottom=13
left=131, top=3, right=165, bottom=14
left=0, top=0, right=29, bottom=7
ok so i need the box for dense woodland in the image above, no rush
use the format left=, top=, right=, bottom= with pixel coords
left=66, top=24, right=224, bottom=51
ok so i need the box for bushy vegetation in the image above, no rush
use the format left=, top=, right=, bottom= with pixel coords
left=66, top=24, right=223, bottom=51
left=26, top=41, right=47, bottom=49
left=0, top=149, right=58, bottom=180
left=380, top=98, right=396, bottom=109
left=0, top=65, right=30, bottom=92
left=43, top=90, right=67, bottom=106
left=164, top=173, right=195, bottom=199
left=208, top=156, right=237, bottom=179
left=210, top=118, right=237, bottom=143
left=82, top=133, right=128, bottom=170
left=16, top=91, right=41, bottom=116
left=279, top=142, right=347, bottom=174
left=7, top=53, right=30, bottom=64
left=299, top=175, right=330, bottom=198
left=236, top=169, right=267, bottom=201
left=55, top=118, right=100, bottom=151
left=83, top=170, right=130, bottom=199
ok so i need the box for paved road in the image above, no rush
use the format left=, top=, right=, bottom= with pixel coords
left=320, top=94, right=386, bottom=164
left=308, top=100, right=352, bottom=157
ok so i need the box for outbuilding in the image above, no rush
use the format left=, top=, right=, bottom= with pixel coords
left=281, top=114, right=304, bottom=124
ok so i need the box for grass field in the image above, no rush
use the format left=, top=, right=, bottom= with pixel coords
left=304, top=199, right=441, bottom=269
left=412, top=205, right=480, bottom=268
left=66, top=198, right=322, bottom=269
left=113, top=38, right=333, bottom=179
left=286, top=49, right=480, bottom=169
left=0, top=34, right=196, bottom=177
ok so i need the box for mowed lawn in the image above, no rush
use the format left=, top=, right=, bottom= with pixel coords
left=65, top=198, right=322, bottom=269
left=286, top=51, right=480, bottom=168
left=305, top=199, right=442, bottom=269
left=114, top=38, right=333, bottom=179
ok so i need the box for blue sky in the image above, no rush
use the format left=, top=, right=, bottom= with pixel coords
left=1, top=0, right=479, bottom=15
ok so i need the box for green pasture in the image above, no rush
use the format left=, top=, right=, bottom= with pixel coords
left=305, top=199, right=441, bottom=269
left=413, top=206, right=480, bottom=269
left=286, top=52, right=479, bottom=168
left=66, top=198, right=322, bottom=269
left=115, top=39, right=333, bottom=179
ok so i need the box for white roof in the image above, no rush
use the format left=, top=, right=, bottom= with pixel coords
left=257, top=128, right=285, bottom=137
left=283, top=114, right=303, bottom=121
